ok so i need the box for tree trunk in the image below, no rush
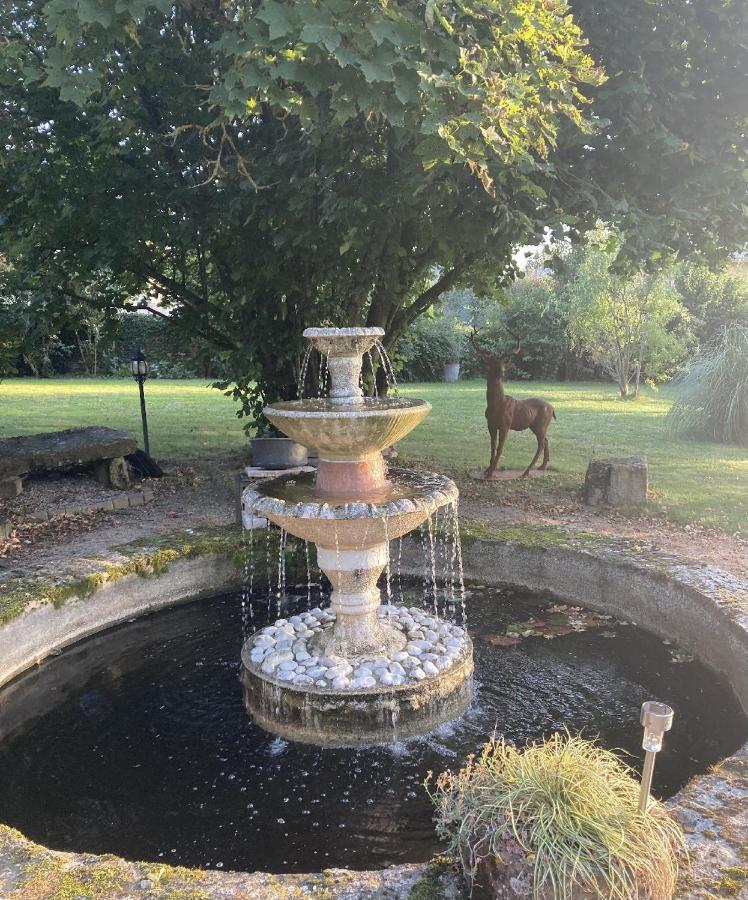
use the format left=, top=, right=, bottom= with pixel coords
left=633, top=316, right=648, bottom=398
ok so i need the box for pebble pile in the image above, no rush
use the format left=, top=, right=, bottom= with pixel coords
left=245, top=605, right=470, bottom=691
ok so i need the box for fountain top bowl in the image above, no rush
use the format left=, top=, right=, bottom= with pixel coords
left=303, top=327, right=384, bottom=359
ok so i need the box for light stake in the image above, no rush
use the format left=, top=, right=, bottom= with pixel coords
left=130, top=344, right=150, bottom=457
left=639, top=701, right=674, bottom=814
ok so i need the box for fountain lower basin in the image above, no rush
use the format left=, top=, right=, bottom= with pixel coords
left=241, top=606, right=473, bottom=746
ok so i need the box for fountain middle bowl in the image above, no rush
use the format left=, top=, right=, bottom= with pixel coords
left=242, top=468, right=458, bottom=549
left=263, top=397, right=431, bottom=461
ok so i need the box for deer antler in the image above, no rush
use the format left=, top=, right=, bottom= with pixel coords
left=469, top=325, right=494, bottom=363
left=502, top=327, right=523, bottom=359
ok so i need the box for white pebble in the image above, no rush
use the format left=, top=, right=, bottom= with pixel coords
left=411, top=668, right=427, bottom=680
left=378, top=671, right=395, bottom=686
left=408, top=639, right=433, bottom=652
left=331, top=676, right=350, bottom=689
left=326, top=664, right=353, bottom=680
left=422, top=661, right=439, bottom=677
left=262, top=650, right=293, bottom=671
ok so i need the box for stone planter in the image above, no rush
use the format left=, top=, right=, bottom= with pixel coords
left=443, top=361, right=461, bottom=383
left=250, top=437, right=308, bottom=469
left=471, top=844, right=673, bottom=899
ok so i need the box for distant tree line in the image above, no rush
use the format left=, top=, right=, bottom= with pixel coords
left=398, top=240, right=748, bottom=400
left=0, top=295, right=221, bottom=380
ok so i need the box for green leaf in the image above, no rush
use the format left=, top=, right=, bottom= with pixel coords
left=300, top=23, right=342, bottom=52
left=358, top=57, right=394, bottom=83
left=255, top=1, right=294, bottom=41
left=76, top=0, right=115, bottom=28
left=367, top=20, right=415, bottom=48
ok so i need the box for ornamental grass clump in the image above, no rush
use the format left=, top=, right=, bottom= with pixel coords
left=667, top=325, right=748, bottom=446
left=426, top=734, right=685, bottom=899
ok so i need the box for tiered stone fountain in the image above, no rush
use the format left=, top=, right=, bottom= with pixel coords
left=240, top=327, right=473, bottom=746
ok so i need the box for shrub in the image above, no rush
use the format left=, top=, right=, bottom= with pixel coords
left=397, top=315, right=468, bottom=382
left=667, top=325, right=748, bottom=446
left=426, top=734, right=684, bottom=899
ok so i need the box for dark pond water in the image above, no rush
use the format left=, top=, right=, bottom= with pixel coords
left=0, top=583, right=745, bottom=873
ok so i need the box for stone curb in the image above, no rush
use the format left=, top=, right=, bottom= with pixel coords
left=18, top=487, right=156, bottom=525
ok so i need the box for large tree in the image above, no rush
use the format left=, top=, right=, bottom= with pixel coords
left=1, top=0, right=746, bottom=423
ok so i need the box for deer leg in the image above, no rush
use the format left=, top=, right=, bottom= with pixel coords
left=487, top=427, right=509, bottom=478
left=539, top=437, right=550, bottom=470
left=484, top=425, right=498, bottom=477
left=522, top=432, right=544, bottom=477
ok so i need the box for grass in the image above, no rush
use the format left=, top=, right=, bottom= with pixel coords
left=0, top=376, right=745, bottom=533
left=396, top=380, right=747, bottom=534
left=426, top=733, right=685, bottom=900
left=0, top=377, right=249, bottom=462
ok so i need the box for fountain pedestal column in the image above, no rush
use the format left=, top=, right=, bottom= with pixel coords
left=314, top=545, right=406, bottom=657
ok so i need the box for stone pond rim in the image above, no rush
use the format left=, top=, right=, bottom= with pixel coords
left=0, top=527, right=746, bottom=897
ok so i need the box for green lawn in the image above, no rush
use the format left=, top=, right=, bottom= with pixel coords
left=0, top=377, right=249, bottom=462
left=1, top=377, right=745, bottom=534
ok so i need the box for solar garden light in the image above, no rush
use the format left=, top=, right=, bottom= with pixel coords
left=130, top=344, right=151, bottom=456
left=639, top=701, right=674, bottom=813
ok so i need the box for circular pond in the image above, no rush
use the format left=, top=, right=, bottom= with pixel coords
left=0, top=582, right=745, bottom=874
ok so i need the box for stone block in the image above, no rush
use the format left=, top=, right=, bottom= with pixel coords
left=0, top=477, right=23, bottom=499
left=128, top=492, right=144, bottom=507
left=141, top=488, right=155, bottom=503
left=584, top=455, right=647, bottom=507
left=95, top=500, right=115, bottom=512
left=93, top=457, right=130, bottom=490
left=111, top=494, right=130, bottom=511
left=0, top=520, right=12, bottom=539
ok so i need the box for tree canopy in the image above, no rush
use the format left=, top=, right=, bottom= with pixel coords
left=1, top=0, right=746, bottom=423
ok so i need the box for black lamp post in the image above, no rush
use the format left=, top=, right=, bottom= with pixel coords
left=130, top=344, right=150, bottom=456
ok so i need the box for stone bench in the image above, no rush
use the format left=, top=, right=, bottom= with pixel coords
left=0, top=427, right=137, bottom=497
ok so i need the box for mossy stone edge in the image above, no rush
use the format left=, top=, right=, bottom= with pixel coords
left=0, top=520, right=746, bottom=898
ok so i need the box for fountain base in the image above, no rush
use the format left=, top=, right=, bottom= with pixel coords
left=240, top=605, right=474, bottom=746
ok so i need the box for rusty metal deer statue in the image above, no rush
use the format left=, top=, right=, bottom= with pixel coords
left=470, top=327, right=556, bottom=479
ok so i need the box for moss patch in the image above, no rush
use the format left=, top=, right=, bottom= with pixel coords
left=0, top=525, right=249, bottom=626
left=457, top=519, right=604, bottom=551
left=408, top=856, right=454, bottom=899
left=713, top=866, right=748, bottom=896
